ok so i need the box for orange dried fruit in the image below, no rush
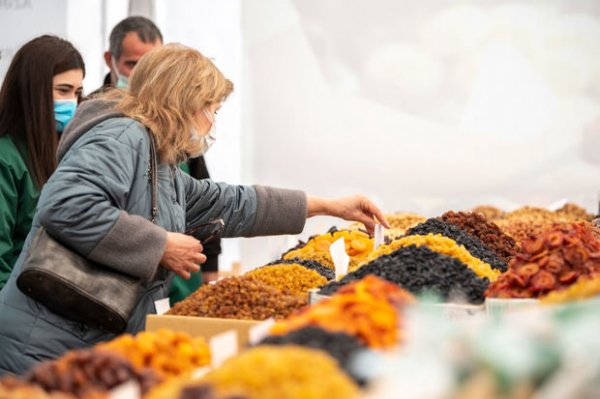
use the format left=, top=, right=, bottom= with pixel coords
left=530, top=271, right=556, bottom=292
left=515, top=263, right=539, bottom=278
left=545, top=231, right=564, bottom=248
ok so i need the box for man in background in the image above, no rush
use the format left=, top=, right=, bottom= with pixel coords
left=96, top=16, right=222, bottom=302
left=102, top=16, right=162, bottom=90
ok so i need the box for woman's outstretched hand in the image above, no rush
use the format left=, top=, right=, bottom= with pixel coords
left=307, top=195, right=389, bottom=234
left=160, top=232, right=206, bottom=279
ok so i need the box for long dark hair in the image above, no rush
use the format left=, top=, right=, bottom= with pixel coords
left=0, top=35, right=85, bottom=189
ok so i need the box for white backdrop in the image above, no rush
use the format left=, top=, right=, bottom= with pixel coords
left=2, top=0, right=600, bottom=271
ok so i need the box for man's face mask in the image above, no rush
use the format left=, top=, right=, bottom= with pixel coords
left=54, top=99, right=77, bottom=132
left=112, top=58, right=129, bottom=89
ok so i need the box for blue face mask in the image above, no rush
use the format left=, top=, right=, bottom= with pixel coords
left=54, top=99, right=77, bottom=132
left=115, top=74, right=129, bottom=89
left=112, top=58, right=129, bottom=89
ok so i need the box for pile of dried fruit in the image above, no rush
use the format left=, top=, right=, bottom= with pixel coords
left=440, top=211, right=518, bottom=262
left=486, top=223, right=600, bottom=298
left=267, top=258, right=334, bottom=280
left=541, top=273, right=600, bottom=304
left=271, top=275, right=415, bottom=348
left=0, top=377, right=77, bottom=399
left=360, top=234, right=500, bottom=281
left=168, top=276, right=307, bottom=320
left=347, top=212, right=426, bottom=240
left=98, top=329, right=210, bottom=378
left=407, top=218, right=507, bottom=272
left=283, top=230, right=373, bottom=270
left=146, top=380, right=244, bottom=399
left=23, top=349, right=161, bottom=398
left=203, top=346, right=359, bottom=399
left=321, top=245, right=490, bottom=304
left=471, top=205, right=506, bottom=220
left=258, top=326, right=368, bottom=385
left=492, top=206, right=595, bottom=244
left=555, top=203, right=594, bottom=221
left=245, top=264, right=327, bottom=297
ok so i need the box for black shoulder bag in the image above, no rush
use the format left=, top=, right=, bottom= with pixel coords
left=17, top=131, right=159, bottom=334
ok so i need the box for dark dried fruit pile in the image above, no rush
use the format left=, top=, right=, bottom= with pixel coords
left=266, top=258, right=334, bottom=280
left=486, top=223, right=600, bottom=298
left=168, top=276, right=307, bottom=320
left=319, top=245, right=490, bottom=304
left=440, top=211, right=518, bottom=262
left=24, top=349, right=162, bottom=397
left=258, top=326, right=368, bottom=385
left=407, top=218, right=508, bottom=272
left=0, top=377, right=75, bottom=399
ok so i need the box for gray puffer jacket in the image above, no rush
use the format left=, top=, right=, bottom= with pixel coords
left=0, top=99, right=307, bottom=376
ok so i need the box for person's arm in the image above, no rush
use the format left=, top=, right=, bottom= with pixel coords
left=307, top=195, right=390, bottom=233
left=182, top=171, right=307, bottom=238
left=182, top=171, right=388, bottom=237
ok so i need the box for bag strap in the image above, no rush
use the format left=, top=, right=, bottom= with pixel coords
left=147, top=130, right=158, bottom=224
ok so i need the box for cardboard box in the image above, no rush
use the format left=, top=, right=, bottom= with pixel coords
left=146, top=314, right=261, bottom=349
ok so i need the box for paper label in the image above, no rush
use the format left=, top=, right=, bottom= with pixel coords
left=330, top=237, right=349, bottom=280
left=192, top=366, right=211, bottom=379
left=547, top=198, right=568, bottom=211
left=210, top=329, right=238, bottom=368
left=373, top=224, right=385, bottom=250
left=108, top=380, right=140, bottom=399
left=154, top=298, right=170, bottom=315
left=248, top=317, right=275, bottom=345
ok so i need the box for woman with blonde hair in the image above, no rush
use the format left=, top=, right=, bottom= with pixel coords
left=0, top=44, right=388, bottom=375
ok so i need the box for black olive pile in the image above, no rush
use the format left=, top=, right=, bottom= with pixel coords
left=267, top=258, right=335, bottom=280
left=258, top=326, right=368, bottom=385
left=407, top=218, right=507, bottom=272
left=318, top=245, right=490, bottom=304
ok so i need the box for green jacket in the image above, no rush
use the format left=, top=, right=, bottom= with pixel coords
left=0, top=135, right=39, bottom=290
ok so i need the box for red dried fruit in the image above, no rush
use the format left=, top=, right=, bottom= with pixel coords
left=522, top=237, right=545, bottom=254
left=559, top=271, right=578, bottom=284
left=563, top=245, right=589, bottom=266
left=544, top=231, right=564, bottom=248
left=530, top=271, right=557, bottom=292
left=515, top=263, right=539, bottom=278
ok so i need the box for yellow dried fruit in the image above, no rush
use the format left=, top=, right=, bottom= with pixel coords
left=245, top=264, right=327, bottom=297
left=284, top=230, right=373, bottom=270
left=540, top=274, right=600, bottom=304
left=203, top=346, right=359, bottom=399
left=358, top=234, right=500, bottom=281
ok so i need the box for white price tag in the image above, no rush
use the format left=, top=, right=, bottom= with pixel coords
left=192, top=366, right=211, bottom=379
left=210, top=330, right=238, bottom=368
left=373, top=224, right=385, bottom=250
left=547, top=198, right=569, bottom=211
left=108, top=380, right=140, bottom=399
left=330, top=237, right=349, bottom=280
left=248, top=318, right=275, bottom=345
left=154, top=298, right=170, bottom=315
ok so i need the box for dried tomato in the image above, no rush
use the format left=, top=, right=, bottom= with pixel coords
left=563, top=245, right=589, bottom=266
left=530, top=271, right=556, bottom=292
left=515, top=263, right=539, bottom=279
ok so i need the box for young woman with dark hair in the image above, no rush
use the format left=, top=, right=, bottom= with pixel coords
left=0, top=35, right=85, bottom=289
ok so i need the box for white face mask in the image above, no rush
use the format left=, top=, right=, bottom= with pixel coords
left=189, top=129, right=216, bottom=158
left=188, top=108, right=217, bottom=158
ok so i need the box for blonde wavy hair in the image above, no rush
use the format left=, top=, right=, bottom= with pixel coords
left=117, top=43, right=233, bottom=164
